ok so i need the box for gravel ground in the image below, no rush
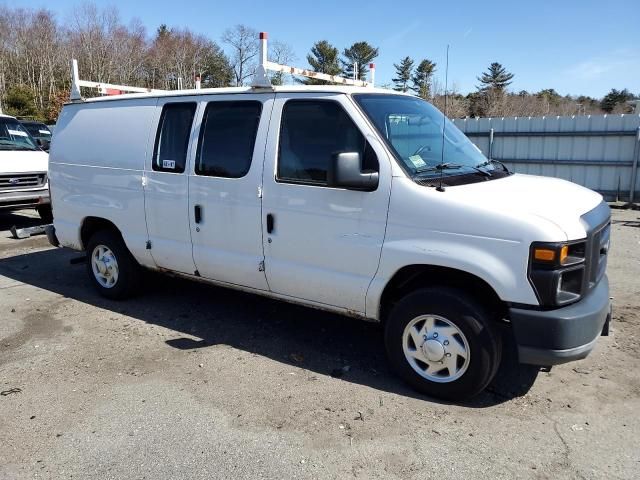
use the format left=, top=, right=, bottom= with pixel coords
left=0, top=208, right=638, bottom=479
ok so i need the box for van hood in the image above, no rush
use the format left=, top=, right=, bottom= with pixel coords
left=0, top=149, right=49, bottom=173
left=445, top=173, right=603, bottom=240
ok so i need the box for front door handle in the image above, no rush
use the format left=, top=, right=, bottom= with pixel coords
left=266, top=213, right=274, bottom=234
left=194, top=205, right=202, bottom=224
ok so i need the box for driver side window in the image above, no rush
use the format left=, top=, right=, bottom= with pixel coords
left=277, top=100, right=377, bottom=185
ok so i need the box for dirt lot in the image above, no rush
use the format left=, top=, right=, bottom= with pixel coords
left=0, top=208, right=638, bottom=479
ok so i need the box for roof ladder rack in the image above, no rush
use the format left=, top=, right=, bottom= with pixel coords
left=70, top=59, right=167, bottom=101
left=251, top=32, right=375, bottom=88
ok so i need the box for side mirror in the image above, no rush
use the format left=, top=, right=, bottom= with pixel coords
left=37, top=138, right=51, bottom=152
left=328, top=152, right=379, bottom=191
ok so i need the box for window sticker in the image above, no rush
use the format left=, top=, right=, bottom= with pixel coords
left=408, top=155, right=427, bottom=168
left=39, top=130, right=51, bottom=135
left=8, top=129, right=28, bottom=137
left=162, top=159, right=176, bottom=169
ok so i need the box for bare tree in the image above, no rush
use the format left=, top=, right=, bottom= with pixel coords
left=221, top=24, right=258, bottom=86
left=147, top=25, right=231, bottom=90
left=269, top=40, right=296, bottom=85
left=431, top=81, right=468, bottom=118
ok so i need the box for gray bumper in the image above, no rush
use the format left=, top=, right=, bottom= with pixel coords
left=0, top=189, right=50, bottom=209
left=509, top=276, right=611, bottom=366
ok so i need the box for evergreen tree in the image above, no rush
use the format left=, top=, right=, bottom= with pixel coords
left=601, top=88, right=634, bottom=113
left=477, top=62, right=514, bottom=92
left=4, top=85, right=38, bottom=118
left=341, top=42, right=379, bottom=81
left=157, top=24, right=170, bottom=39
left=411, top=59, right=436, bottom=99
left=303, top=40, right=341, bottom=85
left=392, top=56, right=414, bottom=92
left=536, top=88, right=562, bottom=105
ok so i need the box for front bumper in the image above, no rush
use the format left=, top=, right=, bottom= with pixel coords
left=509, top=275, right=611, bottom=366
left=0, top=188, right=50, bottom=210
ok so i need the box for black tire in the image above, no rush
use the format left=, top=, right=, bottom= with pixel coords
left=85, top=229, right=141, bottom=300
left=37, top=204, right=53, bottom=223
left=385, top=287, right=502, bottom=401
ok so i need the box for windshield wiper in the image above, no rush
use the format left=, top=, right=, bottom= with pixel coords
left=6, top=145, right=37, bottom=151
left=416, top=162, right=492, bottom=177
left=0, top=141, right=37, bottom=151
left=477, top=159, right=509, bottom=173
left=415, top=162, right=463, bottom=173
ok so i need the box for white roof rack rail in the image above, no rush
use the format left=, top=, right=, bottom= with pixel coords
left=251, top=32, right=375, bottom=88
left=69, top=59, right=167, bottom=101
left=69, top=30, right=376, bottom=101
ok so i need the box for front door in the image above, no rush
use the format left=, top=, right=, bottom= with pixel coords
left=261, top=93, right=392, bottom=313
left=189, top=93, right=274, bottom=290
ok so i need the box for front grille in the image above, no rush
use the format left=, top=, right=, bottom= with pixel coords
left=589, top=222, right=610, bottom=287
left=580, top=202, right=611, bottom=294
left=0, top=173, right=46, bottom=191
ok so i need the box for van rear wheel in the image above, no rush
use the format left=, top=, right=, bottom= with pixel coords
left=385, top=287, right=501, bottom=401
left=86, top=229, right=141, bottom=299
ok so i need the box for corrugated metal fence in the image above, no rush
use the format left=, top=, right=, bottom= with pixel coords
left=452, top=114, right=640, bottom=203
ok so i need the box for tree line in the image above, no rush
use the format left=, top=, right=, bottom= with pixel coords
left=0, top=3, right=637, bottom=122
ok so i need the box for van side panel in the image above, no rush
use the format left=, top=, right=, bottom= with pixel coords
left=49, top=99, right=158, bottom=266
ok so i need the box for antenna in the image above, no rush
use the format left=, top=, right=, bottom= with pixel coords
left=436, top=44, right=450, bottom=193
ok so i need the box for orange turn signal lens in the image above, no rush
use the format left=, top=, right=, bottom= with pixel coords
left=534, top=248, right=556, bottom=262
left=559, top=245, right=569, bottom=264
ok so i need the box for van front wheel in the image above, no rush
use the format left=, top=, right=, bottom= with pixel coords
left=385, top=287, right=501, bottom=401
left=86, top=230, right=141, bottom=299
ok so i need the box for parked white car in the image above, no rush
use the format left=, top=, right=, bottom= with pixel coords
left=0, top=114, right=51, bottom=221
left=47, top=86, right=611, bottom=400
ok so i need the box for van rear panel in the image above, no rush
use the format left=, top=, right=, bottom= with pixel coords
left=49, top=98, right=158, bottom=265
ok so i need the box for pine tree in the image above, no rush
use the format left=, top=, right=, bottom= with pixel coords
left=303, top=40, right=341, bottom=85
left=477, top=62, right=514, bottom=92
left=392, top=56, right=414, bottom=92
left=411, top=59, right=436, bottom=99
left=341, top=42, right=379, bottom=81
left=601, top=88, right=634, bottom=113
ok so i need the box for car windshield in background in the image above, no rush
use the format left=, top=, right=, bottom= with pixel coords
left=21, top=122, right=52, bottom=140
left=0, top=118, right=38, bottom=151
left=353, top=94, right=492, bottom=178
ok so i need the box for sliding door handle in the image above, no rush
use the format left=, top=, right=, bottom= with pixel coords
left=194, top=205, right=202, bottom=224
left=266, top=213, right=274, bottom=234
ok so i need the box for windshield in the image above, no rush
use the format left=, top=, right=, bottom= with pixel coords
left=22, top=123, right=51, bottom=140
left=353, top=94, right=491, bottom=177
left=0, top=118, right=38, bottom=151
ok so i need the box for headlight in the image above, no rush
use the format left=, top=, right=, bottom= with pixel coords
left=529, top=241, right=586, bottom=307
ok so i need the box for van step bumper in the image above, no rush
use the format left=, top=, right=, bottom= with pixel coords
left=509, top=276, right=611, bottom=366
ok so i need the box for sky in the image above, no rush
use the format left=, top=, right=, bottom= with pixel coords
left=11, top=0, right=640, bottom=98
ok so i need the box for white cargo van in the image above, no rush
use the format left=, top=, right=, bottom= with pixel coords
left=47, top=45, right=611, bottom=400
left=0, top=114, right=51, bottom=221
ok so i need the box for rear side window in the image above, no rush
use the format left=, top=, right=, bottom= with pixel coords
left=152, top=102, right=196, bottom=173
left=277, top=100, right=376, bottom=185
left=195, top=101, right=262, bottom=178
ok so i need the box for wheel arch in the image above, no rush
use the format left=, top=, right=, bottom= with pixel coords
left=80, top=216, right=122, bottom=251
left=378, top=264, right=508, bottom=324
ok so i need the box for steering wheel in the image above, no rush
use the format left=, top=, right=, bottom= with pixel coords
left=412, top=144, right=431, bottom=157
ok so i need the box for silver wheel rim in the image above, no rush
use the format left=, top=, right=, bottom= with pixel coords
left=91, top=244, right=119, bottom=288
left=402, top=314, right=470, bottom=383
